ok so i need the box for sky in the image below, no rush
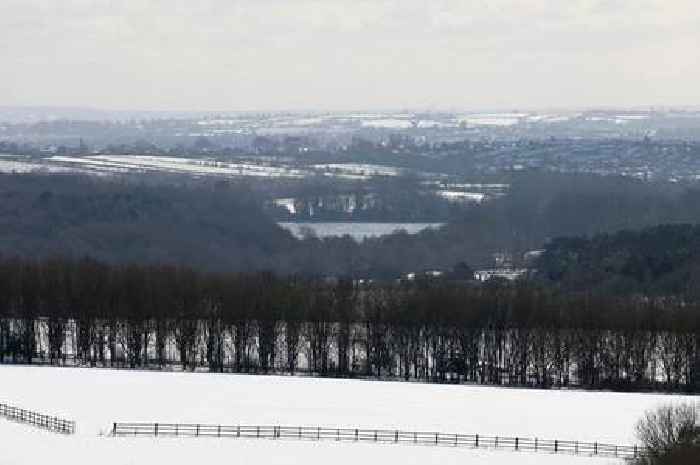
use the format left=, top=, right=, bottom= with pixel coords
left=1, top=0, right=699, bottom=112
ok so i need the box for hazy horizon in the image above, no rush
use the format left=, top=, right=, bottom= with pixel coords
left=2, top=1, right=699, bottom=112
left=6, top=103, right=700, bottom=115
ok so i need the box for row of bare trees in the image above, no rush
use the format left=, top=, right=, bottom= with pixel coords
left=0, top=257, right=698, bottom=392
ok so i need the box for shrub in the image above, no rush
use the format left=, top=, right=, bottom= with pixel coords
left=631, top=403, right=699, bottom=465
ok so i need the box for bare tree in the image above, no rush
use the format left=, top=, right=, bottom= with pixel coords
left=633, top=403, right=699, bottom=464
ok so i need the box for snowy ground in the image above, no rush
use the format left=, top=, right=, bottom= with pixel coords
left=1, top=366, right=694, bottom=465
left=278, top=222, right=444, bottom=240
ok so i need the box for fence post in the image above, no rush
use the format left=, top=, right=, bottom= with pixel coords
left=555, top=440, right=558, bottom=453
left=435, top=432, right=438, bottom=444
left=515, top=437, right=518, bottom=450
left=535, top=437, right=538, bottom=451
left=594, top=442, right=597, bottom=455
left=237, top=425, right=240, bottom=438
left=113, top=422, right=117, bottom=436
left=217, top=425, right=221, bottom=438
left=155, top=423, right=159, bottom=437
left=475, top=434, right=479, bottom=448
left=374, top=430, right=377, bottom=442
left=495, top=436, right=498, bottom=448
left=355, top=429, right=358, bottom=441
left=317, top=427, right=320, bottom=440
left=196, top=424, right=200, bottom=437
left=396, top=431, right=399, bottom=443
left=634, top=445, right=637, bottom=457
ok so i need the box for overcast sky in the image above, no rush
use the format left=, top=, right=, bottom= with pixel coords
left=1, top=0, right=698, bottom=112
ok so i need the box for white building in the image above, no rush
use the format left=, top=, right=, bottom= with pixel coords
left=474, top=268, right=527, bottom=282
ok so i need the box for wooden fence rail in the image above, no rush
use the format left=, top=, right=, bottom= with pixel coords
left=111, top=422, right=644, bottom=459
left=0, top=403, right=75, bottom=434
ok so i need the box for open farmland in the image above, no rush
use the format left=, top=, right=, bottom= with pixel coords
left=1, top=366, right=694, bottom=465
left=0, top=154, right=416, bottom=181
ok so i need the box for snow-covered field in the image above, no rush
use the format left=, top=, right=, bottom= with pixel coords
left=1, top=366, right=694, bottom=465
left=436, top=190, right=486, bottom=203
left=49, top=155, right=311, bottom=179
left=278, top=222, right=444, bottom=240
left=1, top=155, right=423, bottom=181
left=0, top=159, right=78, bottom=174
left=312, top=163, right=404, bottom=177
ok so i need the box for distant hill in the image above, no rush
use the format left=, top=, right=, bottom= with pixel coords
left=325, top=173, right=700, bottom=277
left=536, top=224, right=700, bottom=297
left=0, top=174, right=296, bottom=271
left=5, top=172, right=700, bottom=280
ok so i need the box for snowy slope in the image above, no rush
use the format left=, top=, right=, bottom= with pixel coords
left=0, top=366, right=693, bottom=465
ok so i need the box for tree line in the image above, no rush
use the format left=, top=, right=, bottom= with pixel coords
left=0, top=257, right=697, bottom=392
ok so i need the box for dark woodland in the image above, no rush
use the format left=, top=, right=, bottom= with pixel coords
left=5, top=172, right=700, bottom=278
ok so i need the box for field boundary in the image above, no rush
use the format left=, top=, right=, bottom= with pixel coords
left=0, top=403, right=75, bottom=434
left=111, top=422, right=645, bottom=459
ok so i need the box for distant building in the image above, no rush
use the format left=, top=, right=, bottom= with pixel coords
left=475, top=251, right=528, bottom=282
left=474, top=268, right=527, bottom=282
left=273, top=198, right=297, bottom=214
left=400, top=270, right=444, bottom=282
left=493, top=252, right=512, bottom=268
left=39, top=145, right=58, bottom=154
